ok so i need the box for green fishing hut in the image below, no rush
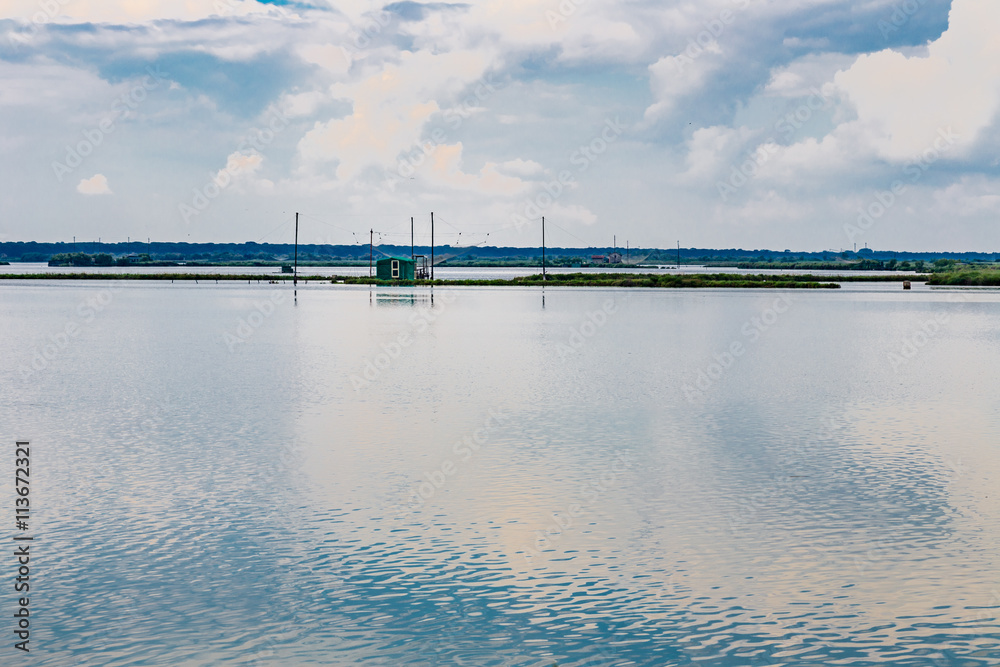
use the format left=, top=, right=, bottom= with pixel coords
left=376, top=256, right=416, bottom=280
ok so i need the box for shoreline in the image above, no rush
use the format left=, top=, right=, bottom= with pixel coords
left=0, top=272, right=933, bottom=288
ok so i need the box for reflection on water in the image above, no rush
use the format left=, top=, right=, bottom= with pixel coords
left=373, top=290, right=435, bottom=307
left=1, top=283, right=998, bottom=666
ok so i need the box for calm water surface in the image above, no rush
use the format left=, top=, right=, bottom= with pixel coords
left=1, top=281, right=998, bottom=666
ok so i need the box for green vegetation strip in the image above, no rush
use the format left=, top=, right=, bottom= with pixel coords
left=927, top=270, right=1000, bottom=286
left=796, top=273, right=928, bottom=282
left=0, top=271, right=933, bottom=287
left=0, top=271, right=878, bottom=288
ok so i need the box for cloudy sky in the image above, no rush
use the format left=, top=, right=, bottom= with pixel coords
left=1, top=0, right=997, bottom=251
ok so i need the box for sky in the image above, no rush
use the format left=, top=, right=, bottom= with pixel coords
left=0, top=0, right=997, bottom=251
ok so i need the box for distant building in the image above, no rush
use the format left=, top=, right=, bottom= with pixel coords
left=608, top=252, right=623, bottom=264
left=591, top=255, right=607, bottom=263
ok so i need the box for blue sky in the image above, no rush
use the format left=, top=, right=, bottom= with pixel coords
left=1, top=0, right=997, bottom=251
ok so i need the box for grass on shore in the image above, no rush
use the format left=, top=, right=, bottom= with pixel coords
left=0, top=271, right=936, bottom=287
left=0, top=271, right=853, bottom=288
left=927, top=269, right=1000, bottom=286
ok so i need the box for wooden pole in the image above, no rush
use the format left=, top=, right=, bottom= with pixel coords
left=676, top=240, right=680, bottom=268
left=431, top=212, right=434, bottom=281
left=411, top=217, right=414, bottom=260
left=542, top=217, right=546, bottom=280
left=369, top=229, right=373, bottom=278
left=293, top=212, right=299, bottom=286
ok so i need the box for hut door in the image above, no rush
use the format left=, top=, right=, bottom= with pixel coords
left=391, top=260, right=399, bottom=278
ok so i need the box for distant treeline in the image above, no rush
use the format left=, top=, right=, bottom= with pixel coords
left=733, top=259, right=961, bottom=272
left=49, top=252, right=120, bottom=267
left=2, top=241, right=999, bottom=264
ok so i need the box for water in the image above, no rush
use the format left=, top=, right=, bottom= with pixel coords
left=1, top=281, right=998, bottom=666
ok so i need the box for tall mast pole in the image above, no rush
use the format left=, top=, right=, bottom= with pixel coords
left=369, top=229, right=373, bottom=278
left=293, top=212, right=299, bottom=286
left=411, top=217, right=414, bottom=260
left=542, top=217, right=546, bottom=280
left=431, top=212, right=435, bottom=281
left=676, top=240, right=680, bottom=268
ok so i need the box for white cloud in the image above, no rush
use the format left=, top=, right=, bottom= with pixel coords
left=280, top=91, right=330, bottom=119
left=496, top=159, right=545, bottom=178
left=0, top=62, right=116, bottom=111
left=422, top=143, right=530, bottom=196
left=298, top=43, right=353, bottom=77
left=548, top=203, right=598, bottom=227
left=77, top=174, right=111, bottom=195
left=763, top=54, right=856, bottom=97
left=1, top=0, right=275, bottom=23
left=932, top=176, right=1000, bottom=217
left=643, top=45, right=723, bottom=125
left=214, top=151, right=267, bottom=193
left=682, top=125, right=757, bottom=180
left=394, top=0, right=644, bottom=63
left=833, top=0, right=1000, bottom=161
left=755, top=134, right=857, bottom=185
left=296, top=49, right=497, bottom=183
left=729, top=189, right=811, bottom=223
left=220, top=151, right=262, bottom=177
